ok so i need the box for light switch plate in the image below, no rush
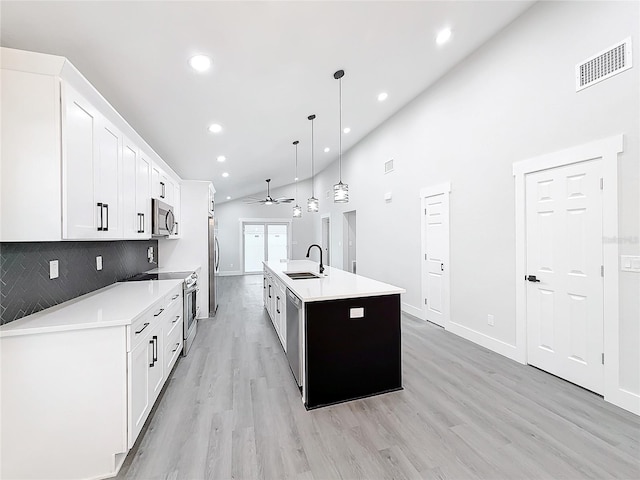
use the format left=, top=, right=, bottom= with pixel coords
left=96, top=256, right=102, bottom=271
left=49, top=260, right=59, bottom=279
left=621, top=255, right=640, bottom=273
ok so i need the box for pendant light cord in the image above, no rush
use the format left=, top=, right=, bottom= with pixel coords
left=295, top=142, right=298, bottom=201
left=310, top=116, right=315, bottom=197
left=339, top=75, right=342, bottom=183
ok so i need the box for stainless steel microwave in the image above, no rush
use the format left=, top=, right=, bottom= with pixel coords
left=152, top=198, right=175, bottom=236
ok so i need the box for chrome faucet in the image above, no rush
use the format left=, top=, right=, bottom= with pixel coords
left=306, top=244, right=324, bottom=274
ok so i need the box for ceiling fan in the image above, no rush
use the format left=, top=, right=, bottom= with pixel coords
left=243, top=179, right=294, bottom=205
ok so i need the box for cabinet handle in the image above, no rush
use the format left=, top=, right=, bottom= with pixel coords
left=263, top=278, right=266, bottom=289
left=276, top=296, right=280, bottom=314
left=149, top=338, right=155, bottom=367
left=160, top=182, right=165, bottom=198
left=175, top=222, right=179, bottom=235
left=154, top=308, right=164, bottom=317
left=172, top=342, right=180, bottom=353
left=135, top=322, right=150, bottom=335
left=153, top=335, right=158, bottom=363
left=97, top=203, right=104, bottom=231
left=172, top=315, right=180, bottom=324
left=103, top=204, right=109, bottom=232
left=268, top=284, right=271, bottom=298
left=171, top=294, right=180, bottom=300
left=137, top=213, right=144, bottom=233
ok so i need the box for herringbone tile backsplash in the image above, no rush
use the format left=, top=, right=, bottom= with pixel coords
left=0, top=240, right=158, bottom=324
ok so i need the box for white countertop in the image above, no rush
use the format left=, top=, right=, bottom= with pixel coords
left=264, top=260, right=405, bottom=302
left=0, top=280, right=183, bottom=338
left=146, top=266, right=201, bottom=274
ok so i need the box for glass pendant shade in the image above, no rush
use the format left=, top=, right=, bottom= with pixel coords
left=333, top=181, right=349, bottom=203
left=307, top=196, right=319, bottom=212
left=293, top=204, right=302, bottom=218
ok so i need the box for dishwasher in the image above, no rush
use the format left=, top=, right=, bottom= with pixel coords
left=286, top=289, right=302, bottom=387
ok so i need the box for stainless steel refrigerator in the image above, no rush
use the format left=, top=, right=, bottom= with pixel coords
left=208, top=215, right=219, bottom=316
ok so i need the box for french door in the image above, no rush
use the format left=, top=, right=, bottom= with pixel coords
left=243, top=222, right=290, bottom=273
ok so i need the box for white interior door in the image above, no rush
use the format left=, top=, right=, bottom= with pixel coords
left=525, top=159, right=604, bottom=394
left=422, top=193, right=449, bottom=327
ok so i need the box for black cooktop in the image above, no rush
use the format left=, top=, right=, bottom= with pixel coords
left=122, top=271, right=194, bottom=282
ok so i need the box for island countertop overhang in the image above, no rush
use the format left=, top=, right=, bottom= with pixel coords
left=264, top=259, right=405, bottom=302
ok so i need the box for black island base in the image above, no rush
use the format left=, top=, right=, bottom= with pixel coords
left=304, top=293, right=402, bottom=409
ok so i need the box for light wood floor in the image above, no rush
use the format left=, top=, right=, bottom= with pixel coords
left=117, top=275, right=640, bottom=480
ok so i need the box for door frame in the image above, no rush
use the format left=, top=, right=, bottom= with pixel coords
left=321, top=214, right=331, bottom=267
left=239, top=218, right=292, bottom=274
left=420, top=182, right=451, bottom=328
left=513, top=134, right=631, bottom=412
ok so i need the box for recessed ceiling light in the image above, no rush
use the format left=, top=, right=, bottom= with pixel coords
left=189, top=55, right=212, bottom=72
left=343, top=127, right=351, bottom=134
left=324, top=147, right=330, bottom=153
left=208, top=124, right=222, bottom=133
left=222, top=172, right=229, bottom=178
left=217, top=155, right=226, bottom=162
left=377, top=92, right=388, bottom=102
left=226, top=196, right=231, bottom=200
left=436, top=28, right=452, bottom=45
left=295, top=177, right=299, bottom=181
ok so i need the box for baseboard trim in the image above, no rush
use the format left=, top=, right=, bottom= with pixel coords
left=447, top=321, right=523, bottom=364
left=217, top=271, right=242, bottom=277
left=401, top=303, right=425, bottom=321
left=606, top=387, right=640, bottom=415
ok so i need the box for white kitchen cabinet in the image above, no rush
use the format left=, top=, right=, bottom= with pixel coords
left=128, top=324, right=152, bottom=446
left=164, top=296, right=183, bottom=374
left=1, top=47, right=182, bottom=242
left=208, top=184, right=216, bottom=216
left=170, top=183, right=182, bottom=238
left=123, top=138, right=152, bottom=239
left=62, top=82, right=124, bottom=240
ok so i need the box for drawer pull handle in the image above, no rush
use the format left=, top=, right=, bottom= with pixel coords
left=154, top=308, right=165, bottom=317
left=171, top=294, right=180, bottom=300
left=135, top=322, right=149, bottom=335
left=172, top=342, right=180, bottom=353
left=172, top=315, right=180, bottom=323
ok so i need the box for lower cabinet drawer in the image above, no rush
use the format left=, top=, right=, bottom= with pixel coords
left=165, top=302, right=182, bottom=338
left=165, top=324, right=182, bottom=374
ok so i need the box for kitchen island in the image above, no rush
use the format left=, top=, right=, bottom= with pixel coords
left=263, top=259, right=405, bottom=409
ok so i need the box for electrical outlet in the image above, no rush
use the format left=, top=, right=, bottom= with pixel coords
left=147, top=246, right=154, bottom=263
left=96, top=256, right=103, bottom=271
left=487, top=314, right=495, bottom=326
left=49, top=260, right=59, bottom=279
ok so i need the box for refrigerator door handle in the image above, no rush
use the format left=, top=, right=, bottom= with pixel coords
left=215, top=237, right=220, bottom=271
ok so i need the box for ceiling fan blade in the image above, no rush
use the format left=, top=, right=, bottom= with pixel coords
left=274, top=198, right=295, bottom=204
left=243, top=198, right=267, bottom=204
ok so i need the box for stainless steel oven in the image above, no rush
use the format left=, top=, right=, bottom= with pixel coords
left=183, top=272, right=200, bottom=355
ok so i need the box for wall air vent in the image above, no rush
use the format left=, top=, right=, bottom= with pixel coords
left=576, top=37, right=632, bottom=91
left=384, top=159, right=394, bottom=174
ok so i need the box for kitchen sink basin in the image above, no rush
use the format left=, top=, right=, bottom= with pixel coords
left=284, top=271, right=321, bottom=280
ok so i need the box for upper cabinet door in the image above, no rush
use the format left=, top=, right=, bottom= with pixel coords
left=122, top=138, right=139, bottom=238
left=62, top=83, right=99, bottom=239
left=62, top=82, right=123, bottom=239
left=96, top=119, right=123, bottom=239
left=136, top=153, right=152, bottom=238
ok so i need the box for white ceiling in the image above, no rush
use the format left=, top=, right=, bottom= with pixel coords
left=0, top=0, right=534, bottom=202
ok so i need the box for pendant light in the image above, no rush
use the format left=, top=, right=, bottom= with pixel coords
left=333, top=69, right=349, bottom=203
left=292, top=140, right=302, bottom=218
left=307, top=114, right=319, bottom=212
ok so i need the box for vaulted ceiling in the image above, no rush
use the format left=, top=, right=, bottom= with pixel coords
left=0, top=1, right=534, bottom=201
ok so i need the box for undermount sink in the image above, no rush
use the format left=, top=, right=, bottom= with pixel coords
left=284, top=271, right=321, bottom=280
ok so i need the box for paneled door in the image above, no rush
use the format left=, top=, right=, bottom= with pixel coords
left=525, top=159, right=604, bottom=394
left=422, top=193, right=449, bottom=327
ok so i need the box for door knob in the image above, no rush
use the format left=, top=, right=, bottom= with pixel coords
left=526, top=275, right=541, bottom=283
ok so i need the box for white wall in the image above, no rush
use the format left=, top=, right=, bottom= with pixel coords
left=216, top=179, right=316, bottom=275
